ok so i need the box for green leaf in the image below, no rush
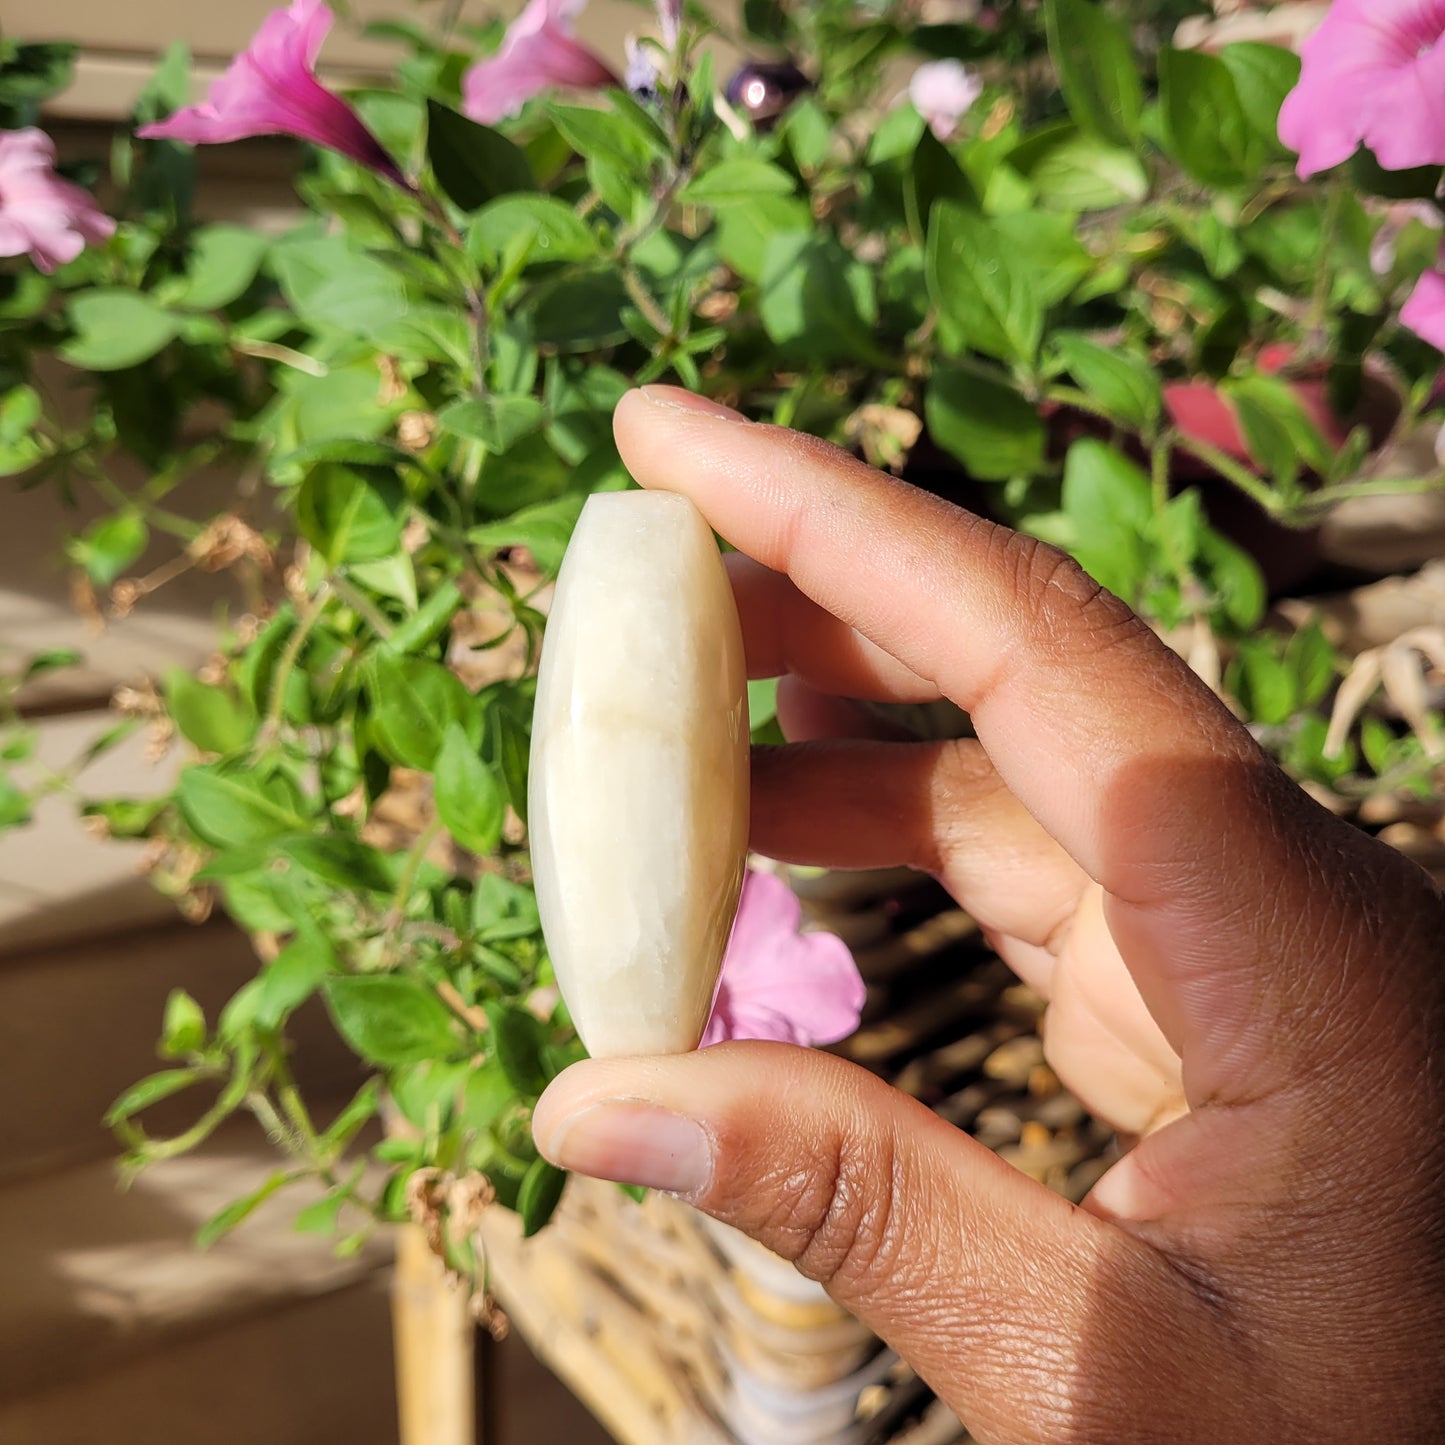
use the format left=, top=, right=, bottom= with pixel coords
left=19, top=650, right=79, bottom=682
left=482, top=682, right=532, bottom=822
left=528, top=267, right=631, bottom=350
left=365, top=652, right=475, bottom=770
left=386, top=578, right=464, bottom=656
left=759, top=232, right=876, bottom=363
left=925, top=365, right=1045, bottom=481
left=296, top=463, right=406, bottom=565
left=79, top=795, right=165, bottom=840
left=61, top=291, right=180, bottom=371
left=991, top=212, right=1093, bottom=307
left=1238, top=642, right=1297, bottom=727
left=1052, top=333, right=1162, bottom=432
left=174, top=225, right=271, bottom=311
left=467, top=492, right=584, bottom=576
left=278, top=834, right=395, bottom=893
left=469, top=194, right=597, bottom=268
left=324, top=975, right=463, bottom=1067
left=177, top=764, right=310, bottom=849
left=1158, top=47, right=1256, bottom=188
left=550, top=102, right=665, bottom=174
left=390, top=1060, right=466, bottom=1132
left=471, top=872, right=540, bottom=941
left=1060, top=440, right=1152, bottom=602
left=159, top=989, right=206, bottom=1057
left=1, top=731, right=36, bottom=763
left=434, top=722, right=506, bottom=856
left=0, top=777, right=31, bottom=832
left=294, top=1188, right=350, bottom=1236
left=1221, top=373, right=1335, bottom=485
left=1008, top=126, right=1148, bottom=212
left=1199, top=530, right=1266, bottom=630
left=0, top=385, right=42, bottom=447
left=747, top=677, right=784, bottom=745
left=164, top=668, right=255, bottom=755
left=257, top=920, right=335, bottom=1028
left=1196, top=209, right=1244, bottom=279
left=714, top=195, right=813, bottom=283
left=426, top=100, right=535, bottom=210
left=1218, top=42, right=1299, bottom=159
left=69, top=512, right=148, bottom=587
left=485, top=1001, right=549, bottom=1095
left=1044, top=0, right=1143, bottom=146
left=106, top=1067, right=203, bottom=1125
left=197, top=1171, right=293, bottom=1249
left=518, top=1157, right=567, bottom=1237
left=1286, top=620, right=1338, bottom=707
left=461, top=1056, right=513, bottom=1133
left=270, top=234, right=410, bottom=335
left=319, top=1077, right=383, bottom=1153
left=349, top=553, right=418, bottom=612
left=905, top=127, right=980, bottom=242
left=437, top=395, right=546, bottom=454
left=926, top=203, right=1043, bottom=367
left=680, top=158, right=796, bottom=205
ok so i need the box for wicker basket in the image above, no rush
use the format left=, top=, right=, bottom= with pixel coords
left=479, top=867, right=1118, bottom=1445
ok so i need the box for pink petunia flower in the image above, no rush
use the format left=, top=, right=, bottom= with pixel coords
left=1278, top=0, right=1445, bottom=179
left=462, top=0, right=617, bottom=126
left=908, top=60, right=984, bottom=143
left=137, top=0, right=406, bottom=187
left=0, top=129, right=115, bottom=275
left=700, top=869, right=865, bottom=1049
left=1402, top=255, right=1445, bottom=351
left=656, top=0, right=683, bottom=51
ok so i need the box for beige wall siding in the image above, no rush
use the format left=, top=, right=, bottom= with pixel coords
left=13, top=0, right=654, bottom=120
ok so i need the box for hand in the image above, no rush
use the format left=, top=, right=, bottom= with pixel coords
left=533, top=386, right=1445, bottom=1443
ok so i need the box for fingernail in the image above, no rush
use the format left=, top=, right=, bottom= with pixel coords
left=537, top=1100, right=714, bottom=1195
left=638, top=384, right=750, bottom=423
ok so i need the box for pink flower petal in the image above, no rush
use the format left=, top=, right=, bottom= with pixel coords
left=700, top=870, right=865, bottom=1050
left=1402, top=264, right=1445, bottom=350
left=137, top=0, right=405, bottom=186
left=0, top=129, right=114, bottom=275
left=462, top=0, right=616, bottom=124
left=1279, top=0, right=1445, bottom=178
left=908, top=60, right=983, bottom=143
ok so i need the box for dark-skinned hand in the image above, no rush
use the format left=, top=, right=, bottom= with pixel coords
left=533, top=386, right=1445, bottom=1444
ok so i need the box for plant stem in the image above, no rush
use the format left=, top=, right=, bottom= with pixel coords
left=1301, top=473, right=1445, bottom=513
left=1167, top=430, right=1286, bottom=519
left=1150, top=437, right=1191, bottom=592
left=622, top=266, right=672, bottom=338
left=332, top=575, right=396, bottom=640
left=256, top=582, right=330, bottom=750
left=386, top=816, right=445, bottom=933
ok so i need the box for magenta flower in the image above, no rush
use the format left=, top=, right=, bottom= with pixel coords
left=701, top=869, right=865, bottom=1049
left=1278, top=0, right=1445, bottom=179
left=908, top=60, right=984, bottom=143
left=462, top=0, right=617, bottom=126
left=1402, top=254, right=1445, bottom=350
left=136, top=0, right=406, bottom=187
left=0, top=129, right=115, bottom=275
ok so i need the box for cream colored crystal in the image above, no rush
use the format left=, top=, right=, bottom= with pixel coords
left=528, top=491, right=749, bottom=1058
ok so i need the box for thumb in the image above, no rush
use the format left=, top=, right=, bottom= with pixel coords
left=533, top=1042, right=1176, bottom=1441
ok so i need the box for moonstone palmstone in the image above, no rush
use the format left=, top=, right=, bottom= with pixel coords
left=528, top=491, right=750, bottom=1059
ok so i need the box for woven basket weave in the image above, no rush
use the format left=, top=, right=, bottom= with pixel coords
left=479, top=867, right=1118, bottom=1445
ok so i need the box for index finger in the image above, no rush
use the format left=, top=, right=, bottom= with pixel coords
left=613, top=386, right=1396, bottom=1093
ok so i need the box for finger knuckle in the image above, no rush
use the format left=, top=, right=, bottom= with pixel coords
left=1006, top=532, right=1146, bottom=660
left=762, top=1125, right=905, bottom=1294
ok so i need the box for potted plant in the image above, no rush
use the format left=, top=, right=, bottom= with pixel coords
left=2, top=0, right=1442, bottom=1434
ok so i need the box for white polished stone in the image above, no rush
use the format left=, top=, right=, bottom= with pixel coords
left=528, top=492, right=750, bottom=1059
